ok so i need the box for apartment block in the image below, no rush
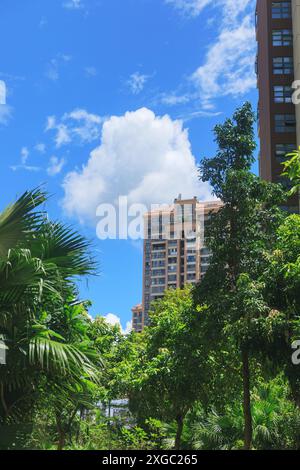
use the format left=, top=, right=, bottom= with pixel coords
left=131, top=303, right=143, bottom=333
left=292, top=0, right=300, bottom=145
left=132, top=197, right=222, bottom=332
left=256, top=0, right=299, bottom=212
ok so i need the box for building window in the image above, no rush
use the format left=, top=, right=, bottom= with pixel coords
left=187, top=264, right=196, bottom=272
left=272, top=1, right=292, bottom=19
left=168, top=284, right=177, bottom=290
left=168, top=265, right=177, bottom=273
left=168, top=274, right=177, bottom=282
left=275, top=143, right=296, bottom=162
left=275, top=114, right=296, bottom=133
left=152, top=278, right=165, bottom=286
left=187, top=273, right=196, bottom=281
left=151, top=268, right=165, bottom=276
left=152, top=260, right=165, bottom=268
left=273, top=57, right=293, bottom=75
left=151, top=286, right=165, bottom=294
left=272, top=29, right=293, bottom=46
left=274, top=85, right=293, bottom=103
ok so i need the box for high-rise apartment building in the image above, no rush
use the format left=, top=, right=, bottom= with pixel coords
left=292, top=1, right=300, bottom=143
left=132, top=197, right=222, bottom=332
left=131, top=303, right=143, bottom=333
left=256, top=0, right=300, bottom=212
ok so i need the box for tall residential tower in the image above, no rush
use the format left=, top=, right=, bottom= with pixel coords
left=256, top=0, right=300, bottom=212
left=132, top=197, right=222, bottom=332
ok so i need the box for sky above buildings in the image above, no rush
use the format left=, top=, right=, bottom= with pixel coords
left=0, top=0, right=258, bottom=331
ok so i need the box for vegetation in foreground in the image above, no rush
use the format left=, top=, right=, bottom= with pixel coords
left=1, top=103, right=300, bottom=450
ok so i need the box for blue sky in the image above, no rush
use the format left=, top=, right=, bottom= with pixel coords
left=0, top=0, right=258, bottom=331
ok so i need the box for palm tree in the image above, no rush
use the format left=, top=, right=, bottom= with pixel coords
left=0, top=189, right=99, bottom=426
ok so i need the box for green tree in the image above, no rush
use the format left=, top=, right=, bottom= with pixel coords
left=282, top=147, right=300, bottom=197
left=262, top=214, right=300, bottom=410
left=196, top=103, right=285, bottom=449
left=129, top=286, right=210, bottom=450
left=0, top=190, right=99, bottom=432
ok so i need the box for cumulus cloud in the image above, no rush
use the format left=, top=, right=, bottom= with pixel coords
left=165, top=0, right=256, bottom=108
left=46, top=108, right=104, bottom=147
left=62, top=107, right=213, bottom=223
left=103, top=313, right=132, bottom=335
left=127, top=72, right=150, bottom=95
left=47, top=156, right=66, bottom=176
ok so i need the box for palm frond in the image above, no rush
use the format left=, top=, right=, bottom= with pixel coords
left=0, top=189, right=46, bottom=258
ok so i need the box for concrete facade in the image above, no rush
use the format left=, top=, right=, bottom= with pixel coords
left=256, top=0, right=299, bottom=211
left=292, top=0, right=300, bottom=146
left=132, top=197, right=222, bottom=332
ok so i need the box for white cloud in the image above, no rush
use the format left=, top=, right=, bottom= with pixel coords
left=21, top=147, right=29, bottom=165
left=45, top=59, right=59, bottom=81
left=35, top=143, right=46, bottom=154
left=0, top=80, right=6, bottom=105
left=127, top=72, right=150, bottom=95
left=165, top=0, right=257, bottom=108
left=45, top=54, right=72, bottom=82
left=103, top=313, right=132, bottom=336
left=47, top=156, right=66, bottom=176
left=62, top=107, right=213, bottom=223
left=166, top=0, right=213, bottom=16
left=10, top=146, right=40, bottom=172
left=166, top=0, right=254, bottom=21
left=192, top=15, right=256, bottom=108
left=160, top=93, right=191, bottom=106
left=46, top=108, right=104, bottom=147
left=10, top=164, right=41, bottom=172
left=84, top=66, right=97, bottom=77
left=0, top=80, right=12, bottom=125
left=63, top=0, right=84, bottom=9
left=0, top=105, right=12, bottom=125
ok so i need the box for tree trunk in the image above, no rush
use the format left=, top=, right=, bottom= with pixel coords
left=56, top=415, right=66, bottom=451
left=242, top=349, right=252, bottom=450
left=174, top=414, right=184, bottom=450
left=0, top=384, right=8, bottom=419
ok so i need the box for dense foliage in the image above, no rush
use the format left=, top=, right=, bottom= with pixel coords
left=1, top=104, right=300, bottom=450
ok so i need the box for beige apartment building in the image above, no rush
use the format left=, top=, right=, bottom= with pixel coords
left=131, top=303, right=143, bottom=333
left=132, top=197, right=222, bottom=332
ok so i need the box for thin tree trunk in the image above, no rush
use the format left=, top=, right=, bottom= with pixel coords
left=0, top=384, right=8, bottom=419
left=174, top=414, right=184, bottom=450
left=56, top=414, right=66, bottom=451
left=242, top=349, right=252, bottom=450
